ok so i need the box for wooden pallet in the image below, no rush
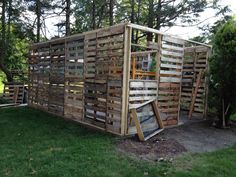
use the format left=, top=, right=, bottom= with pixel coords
left=158, top=35, right=184, bottom=126
left=3, top=82, right=25, bottom=104
left=181, top=46, right=210, bottom=117
left=130, top=99, right=164, bottom=141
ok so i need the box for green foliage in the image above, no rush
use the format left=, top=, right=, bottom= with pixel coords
left=1, top=107, right=236, bottom=176
left=72, top=0, right=228, bottom=34
left=0, top=72, right=6, bottom=93
left=210, top=19, right=236, bottom=123
left=6, top=26, right=29, bottom=73
left=230, top=113, right=236, bottom=122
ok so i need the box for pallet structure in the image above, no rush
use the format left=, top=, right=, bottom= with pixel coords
left=181, top=46, right=211, bottom=118
left=2, top=82, right=25, bottom=104
left=28, top=23, right=211, bottom=136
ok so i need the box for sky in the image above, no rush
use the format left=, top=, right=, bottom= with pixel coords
left=44, top=0, right=236, bottom=39
left=163, top=0, right=236, bottom=39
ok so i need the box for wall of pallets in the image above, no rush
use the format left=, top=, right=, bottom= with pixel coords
left=28, top=24, right=127, bottom=135
left=158, top=35, right=184, bottom=126
left=181, top=46, right=210, bottom=116
left=28, top=23, right=210, bottom=136
left=29, top=43, right=50, bottom=110
left=127, top=32, right=185, bottom=133
left=83, top=25, right=125, bottom=133
left=64, top=36, right=84, bottom=121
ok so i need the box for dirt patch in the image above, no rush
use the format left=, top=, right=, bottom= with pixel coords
left=117, top=113, right=236, bottom=161
left=117, top=136, right=187, bottom=161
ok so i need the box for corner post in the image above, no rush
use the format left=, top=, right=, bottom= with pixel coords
left=121, top=25, right=132, bottom=135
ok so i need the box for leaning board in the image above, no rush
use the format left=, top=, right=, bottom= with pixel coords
left=130, top=100, right=164, bottom=141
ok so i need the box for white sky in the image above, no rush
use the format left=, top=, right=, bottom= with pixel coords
left=44, top=0, right=236, bottom=39
left=163, top=0, right=236, bottom=39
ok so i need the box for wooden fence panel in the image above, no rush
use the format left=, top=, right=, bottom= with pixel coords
left=3, top=83, right=25, bottom=104
left=29, top=44, right=50, bottom=110
left=48, top=41, right=65, bottom=115
left=84, top=25, right=125, bottom=133
left=181, top=46, right=209, bottom=114
left=64, top=36, right=84, bottom=120
left=158, top=35, right=184, bottom=126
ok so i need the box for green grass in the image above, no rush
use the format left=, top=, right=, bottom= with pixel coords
left=0, top=107, right=236, bottom=177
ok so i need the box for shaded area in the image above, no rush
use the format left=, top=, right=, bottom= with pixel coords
left=117, top=111, right=236, bottom=161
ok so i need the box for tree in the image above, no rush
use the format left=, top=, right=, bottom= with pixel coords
left=0, top=0, right=32, bottom=81
left=36, top=0, right=41, bottom=42
left=210, top=18, right=236, bottom=127
left=109, top=0, right=114, bottom=26
left=65, top=0, right=71, bottom=36
left=0, top=0, right=13, bottom=81
left=73, top=0, right=108, bottom=33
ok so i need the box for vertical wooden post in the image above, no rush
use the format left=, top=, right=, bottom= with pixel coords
left=178, top=41, right=185, bottom=123
left=121, top=25, right=131, bottom=135
left=132, top=57, right=136, bottom=79
left=156, top=34, right=162, bottom=105
left=62, top=39, right=66, bottom=116
left=203, top=48, right=211, bottom=119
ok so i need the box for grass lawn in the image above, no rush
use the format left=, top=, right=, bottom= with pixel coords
left=0, top=107, right=236, bottom=177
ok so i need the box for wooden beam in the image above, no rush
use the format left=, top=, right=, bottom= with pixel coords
left=188, top=70, right=203, bottom=118
left=121, top=26, right=131, bottom=135
left=127, top=23, right=212, bottom=48
left=131, top=109, right=145, bottom=141
left=152, top=101, right=164, bottom=129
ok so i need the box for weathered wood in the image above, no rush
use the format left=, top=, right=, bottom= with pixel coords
left=188, top=70, right=203, bottom=118
left=130, top=100, right=164, bottom=141
left=28, top=23, right=211, bottom=137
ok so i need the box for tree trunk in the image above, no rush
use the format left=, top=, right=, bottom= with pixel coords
left=65, top=0, right=71, bottom=36
left=155, top=0, right=162, bottom=30
left=92, top=0, right=96, bottom=29
left=147, top=0, right=154, bottom=41
left=130, top=0, right=135, bottom=42
left=0, top=0, right=13, bottom=82
left=36, top=0, right=41, bottom=42
left=109, top=0, right=114, bottom=26
left=135, top=0, right=141, bottom=43
left=154, top=0, right=162, bottom=42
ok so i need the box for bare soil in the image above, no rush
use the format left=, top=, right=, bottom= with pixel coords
left=117, top=112, right=236, bottom=161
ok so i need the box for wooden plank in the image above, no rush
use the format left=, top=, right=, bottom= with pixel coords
left=131, top=109, right=145, bottom=141
left=162, top=35, right=184, bottom=45
left=188, top=70, right=203, bottom=118
left=121, top=26, right=131, bottom=135
left=160, top=77, right=181, bottom=83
